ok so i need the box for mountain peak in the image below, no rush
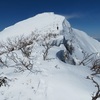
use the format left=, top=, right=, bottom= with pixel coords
left=0, top=12, right=71, bottom=41
left=0, top=12, right=100, bottom=100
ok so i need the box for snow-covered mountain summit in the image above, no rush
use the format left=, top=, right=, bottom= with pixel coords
left=0, top=12, right=70, bottom=39
left=0, top=12, right=100, bottom=64
left=0, top=12, right=100, bottom=100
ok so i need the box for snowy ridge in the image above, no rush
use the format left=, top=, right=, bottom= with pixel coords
left=0, top=12, right=66, bottom=40
left=0, top=12, right=100, bottom=100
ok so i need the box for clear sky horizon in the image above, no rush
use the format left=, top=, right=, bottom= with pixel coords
left=0, top=0, right=100, bottom=38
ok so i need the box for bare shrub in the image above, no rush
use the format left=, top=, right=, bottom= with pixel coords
left=0, top=57, right=8, bottom=67
left=79, top=52, right=98, bottom=66
left=6, top=52, right=34, bottom=72
left=87, top=76, right=100, bottom=100
left=91, top=59, right=100, bottom=75
left=63, top=37, right=74, bottom=55
left=0, top=33, right=38, bottom=55
left=42, top=33, right=58, bottom=60
left=0, top=77, right=9, bottom=87
left=42, top=42, right=52, bottom=60
left=0, top=33, right=39, bottom=72
left=63, top=37, right=75, bottom=65
left=79, top=52, right=100, bottom=75
left=18, top=58, right=33, bottom=71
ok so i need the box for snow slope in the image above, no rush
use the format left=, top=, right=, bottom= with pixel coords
left=0, top=12, right=100, bottom=100
left=0, top=12, right=67, bottom=40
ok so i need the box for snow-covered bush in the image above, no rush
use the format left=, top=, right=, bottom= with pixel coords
left=63, top=37, right=74, bottom=55
left=62, top=37, right=75, bottom=65
left=0, top=33, right=39, bottom=72
left=42, top=33, right=58, bottom=60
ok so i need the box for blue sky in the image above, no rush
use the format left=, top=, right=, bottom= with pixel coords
left=0, top=0, right=100, bottom=38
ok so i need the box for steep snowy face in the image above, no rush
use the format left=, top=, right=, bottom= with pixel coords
left=62, top=27, right=100, bottom=65
left=0, top=12, right=70, bottom=41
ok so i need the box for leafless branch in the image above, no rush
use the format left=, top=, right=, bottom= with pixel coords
left=87, top=76, right=100, bottom=100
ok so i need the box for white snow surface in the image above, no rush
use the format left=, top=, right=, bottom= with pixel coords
left=0, top=12, right=69, bottom=40
left=0, top=12, right=100, bottom=100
